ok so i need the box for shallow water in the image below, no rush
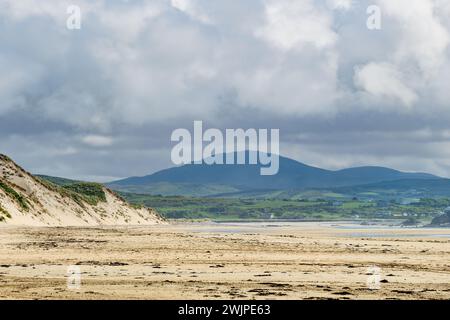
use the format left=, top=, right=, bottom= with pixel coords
left=182, top=221, right=450, bottom=239
left=346, top=232, right=450, bottom=239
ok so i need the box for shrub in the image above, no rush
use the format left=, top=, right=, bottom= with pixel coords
left=63, top=183, right=106, bottom=205
left=0, top=204, right=11, bottom=220
left=0, top=180, right=29, bottom=211
left=36, top=177, right=106, bottom=207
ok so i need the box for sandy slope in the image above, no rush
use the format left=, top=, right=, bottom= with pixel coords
left=0, top=154, right=164, bottom=226
left=0, top=222, right=448, bottom=300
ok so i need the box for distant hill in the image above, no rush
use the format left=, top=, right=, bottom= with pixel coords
left=0, top=154, right=164, bottom=226
left=107, top=152, right=439, bottom=197
left=35, top=175, right=80, bottom=186
left=194, top=178, right=450, bottom=200
left=330, top=178, right=450, bottom=197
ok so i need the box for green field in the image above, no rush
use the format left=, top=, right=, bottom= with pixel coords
left=120, top=192, right=447, bottom=221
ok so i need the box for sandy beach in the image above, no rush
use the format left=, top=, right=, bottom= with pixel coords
left=0, top=222, right=449, bottom=300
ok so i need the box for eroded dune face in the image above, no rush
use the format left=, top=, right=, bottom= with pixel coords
left=0, top=154, right=165, bottom=226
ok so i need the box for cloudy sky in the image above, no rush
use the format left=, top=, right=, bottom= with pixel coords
left=1, top=0, right=450, bottom=181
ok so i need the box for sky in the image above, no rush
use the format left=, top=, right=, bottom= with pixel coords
left=1, top=0, right=450, bottom=181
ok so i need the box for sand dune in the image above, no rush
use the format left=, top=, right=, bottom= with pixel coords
left=0, top=154, right=164, bottom=226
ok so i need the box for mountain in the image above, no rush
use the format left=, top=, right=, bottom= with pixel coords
left=0, top=154, right=165, bottom=226
left=108, top=153, right=439, bottom=196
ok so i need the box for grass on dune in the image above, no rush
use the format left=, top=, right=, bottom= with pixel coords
left=37, top=177, right=107, bottom=207
left=0, top=180, right=30, bottom=211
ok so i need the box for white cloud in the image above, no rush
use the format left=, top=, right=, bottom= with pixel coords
left=257, top=0, right=337, bottom=50
left=354, top=62, right=418, bottom=108
left=170, top=0, right=211, bottom=23
left=327, top=0, right=353, bottom=10
left=377, top=0, right=450, bottom=77
left=0, top=0, right=100, bottom=22
left=81, top=135, right=114, bottom=147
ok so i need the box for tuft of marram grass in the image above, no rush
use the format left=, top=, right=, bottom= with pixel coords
left=0, top=180, right=29, bottom=211
left=0, top=204, right=11, bottom=221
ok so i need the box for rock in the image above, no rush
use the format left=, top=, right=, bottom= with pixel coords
left=430, top=213, right=450, bottom=227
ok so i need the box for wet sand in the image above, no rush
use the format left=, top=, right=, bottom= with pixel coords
left=0, top=222, right=449, bottom=300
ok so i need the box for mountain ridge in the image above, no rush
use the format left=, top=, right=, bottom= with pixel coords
left=107, top=152, right=439, bottom=196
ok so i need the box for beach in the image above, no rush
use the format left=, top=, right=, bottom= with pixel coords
left=0, top=222, right=449, bottom=300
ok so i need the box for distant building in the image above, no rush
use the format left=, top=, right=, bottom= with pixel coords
left=400, top=198, right=420, bottom=205
left=375, top=211, right=392, bottom=217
